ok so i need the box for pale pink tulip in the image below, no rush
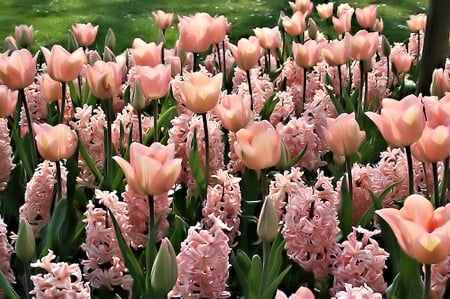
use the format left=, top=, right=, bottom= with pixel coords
left=15, top=25, right=34, bottom=48
left=344, top=30, right=379, bottom=61
left=33, top=123, right=78, bottom=161
left=292, top=39, right=322, bottom=68
left=281, top=11, right=307, bottom=36
left=332, top=12, right=353, bottom=35
left=215, top=94, right=252, bottom=132
left=372, top=18, right=384, bottom=32
left=41, top=45, right=86, bottom=82
left=134, top=64, right=171, bottom=100
left=178, top=13, right=213, bottom=53
left=253, top=27, right=282, bottom=52
left=423, top=95, right=450, bottom=128
left=173, top=71, right=222, bottom=113
left=113, top=142, right=182, bottom=196
left=430, top=68, right=450, bottom=98
left=411, top=123, right=450, bottom=163
left=366, top=95, right=426, bottom=147
left=72, top=23, right=99, bottom=47
left=376, top=194, right=450, bottom=264
left=391, top=51, right=413, bottom=74
left=0, top=85, right=18, bottom=117
left=355, top=5, right=377, bottom=29
left=227, top=37, right=262, bottom=71
left=153, top=10, right=174, bottom=30
left=321, top=40, right=349, bottom=66
left=131, top=38, right=162, bottom=67
left=336, top=3, right=354, bottom=17
left=0, top=49, right=37, bottom=90
left=289, top=0, right=314, bottom=16
left=316, top=2, right=334, bottom=19
left=38, top=73, right=62, bottom=103
left=234, top=120, right=282, bottom=170
left=407, top=13, right=427, bottom=32
left=86, top=60, right=122, bottom=100
left=211, top=15, right=229, bottom=44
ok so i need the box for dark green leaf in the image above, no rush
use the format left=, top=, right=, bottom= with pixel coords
left=248, top=255, right=263, bottom=299
left=260, top=94, right=279, bottom=121
left=0, top=271, right=20, bottom=299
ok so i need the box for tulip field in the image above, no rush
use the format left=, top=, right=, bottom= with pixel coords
left=0, top=0, right=449, bottom=299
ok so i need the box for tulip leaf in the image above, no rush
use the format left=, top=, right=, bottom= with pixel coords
left=260, top=94, right=279, bottom=121
left=145, top=217, right=160, bottom=293
left=396, top=252, right=423, bottom=299
left=143, top=105, right=177, bottom=146
left=78, top=140, right=103, bottom=183
left=261, top=265, right=292, bottom=299
left=230, top=250, right=252, bottom=294
left=189, top=129, right=207, bottom=198
left=286, top=142, right=308, bottom=169
left=0, top=271, right=20, bottom=299
left=339, top=175, right=352, bottom=238
left=169, top=214, right=188, bottom=252
left=67, top=81, right=80, bottom=107
left=247, top=254, right=263, bottom=299
left=266, top=233, right=285, bottom=283
left=324, top=73, right=344, bottom=114
left=40, top=196, right=68, bottom=256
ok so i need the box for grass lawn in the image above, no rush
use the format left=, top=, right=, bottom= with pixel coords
left=1, top=0, right=427, bottom=53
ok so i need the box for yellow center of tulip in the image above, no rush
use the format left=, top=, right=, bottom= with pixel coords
left=418, top=235, right=442, bottom=252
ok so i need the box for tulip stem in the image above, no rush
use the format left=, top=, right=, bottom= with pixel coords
left=216, top=44, right=222, bottom=73
left=432, top=162, right=439, bottom=207
left=59, top=82, right=66, bottom=124
left=440, top=157, right=449, bottom=206
left=423, top=264, right=431, bottom=299
left=193, top=52, right=199, bottom=72
left=201, top=113, right=210, bottom=188
left=358, top=60, right=364, bottom=115
left=302, top=67, right=307, bottom=114
left=55, top=161, right=63, bottom=203
left=104, top=98, right=114, bottom=190
left=259, top=240, right=271, bottom=298
left=137, top=110, right=143, bottom=144
left=222, top=41, right=226, bottom=89
left=345, top=157, right=353, bottom=234
left=405, top=146, right=415, bottom=195
left=153, top=99, right=159, bottom=143
left=148, top=195, right=155, bottom=233
left=338, top=64, right=343, bottom=104
left=386, top=56, right=391, bottom=88
left=246, top=70, right=254, bottom=111
left=22, top=262, right=32, bottom=299
left=19, top=89, right=38, bottom=171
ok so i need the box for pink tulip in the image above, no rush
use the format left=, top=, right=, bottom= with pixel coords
left=153, top=10, right=174, bottom=30
left=215, top=94, right=252, bottom=132
left=337, top=3, right=354, bottom=17
left=323, top=112, right=365, bottom=157
left=411, top=123, right=450, bottom=163
left=72, top=23, right=99, bottom=47
left=406, top=13, right=427, bottom=32
left=234, top=120, right=282, bottom=170
left=15, top=25, right=34, bottom=48
left=366, top=94, right=426, bottom=147
left=86, top=61, right=122, bottom=100
left=41, top=45, right=86, bottom=82
left=0, top=85, right=18, bottom=117
left=423, top=95, right=450, bottom=128
left=289, top=0, right=314, bottom=16
left=134, top=64, right=171, bottom=100
left=33, top=123, right=78, bottom=161
left=430, top=68, right=450, bottom=98
left=275, top=287, right=315, bottom=299
left=131, top=38, right=162, bottom=67
left=173, top=71, right=222, bottom=114
left=227, top=37, right=262, bottom=71
left=316, top=2, right=334, bottom=19
left=281, top=11, right=307, bottom=36
left=376, top=194, right=450, bottom=264
left=0, top=49, right=37, bottom=90
left=391, top=51, right=413, bottom=74
left=332, top=12, right=353, bottom=35
left=211, top=15, right=229, bottom=44
left=113, top=142, right=182, bottom=196
left=344, top=30, right=379, bottom=61
left=372, top=18, right=384, bottom=32
left=253, top=27, right=282, bottom=52
left=355, top=5, right=378, bottom=29
left=38, top=73, right=62, bottom=103
left=178, top=13, right=213, bottom=53
left=321, top=40, right=350, bottom=66
left=292, top=39, right=322, bottom=68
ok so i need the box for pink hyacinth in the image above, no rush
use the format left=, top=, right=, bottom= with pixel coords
left=202, top=169, right=242, bottom=245
left=81, top=190, right=133, bottom=292
left=269, top=90, right=296, bottom=125
left=0, top=216, right=15, bottom=298
left=168, top=113, right=192, bottom=184
left=282, top=171, right=340, bottom=279
left=169, top=217, right=231, bottom=298
left=430, top=256, right=450, bottom=299
left=0, top=119, right=15, bottom=192
left=332, top=284, right=382, bottom=299
left=30, top=250, right=90, bottom=299
left=233, top=68, right=274, bottom=113
left=122, top=185, right=172, bottom=247
left=19, top=161, right=67, bottom=235
left=331, top=227, right=389, bottom=296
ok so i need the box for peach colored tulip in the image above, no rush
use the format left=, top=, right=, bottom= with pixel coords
left=173, top=71, right=222, bottom=114
left=321, top=40, right=349, bottom=66
left=289, top=0, right=314, bottom=16
left=376, top=194, right=450, bottom=264
left=411, top=123, right=450, bottom=163
left=407, top=13, right=427, bottom=32
left=344, top=30, right=379, bottom=61
left=254, top=27, right=282, bottom=53
left=391, top=51, right=413, bottom=75
left=167, top=56, right=182, bottom=77
left=131, top=38, right=162, bottom=67
left=323, top=112, right=365, bottom=157
left=281, top=11, right=307, bottom=37
left=134, top=64, right=171, bottom=100
left=215, top=94, right=252, bottom=132
left=4, top=36, right=18, bottom=53
left=86, top=61, right=122, bottom=100
left=0, top=85, right=18, bottom=117
left=41, top=45, right=86, bottom=82
left=211, top=15, right=229, bottom=44
left=430, top=68, right=450, bottom=98
left=355, top=5, right=377, bottom=29
left=38, top=74, right=62, bottom=103
left=372, top=18, right=384, bottom=32
left=113, top=142, right=182, bottom=196
left=33, top=123, right=78, bottom=161
left=292, top=40, right=322, bottom=68
left=153, top=10, right=174, bottom=30
left=332, top=11, right=353, bottom=35
left=337, top=3, right=354, bottom=17
left=72, top=23, right=98, bottom=47
left=234, top=120, right=282, bottom=170
left=316, top=2, right=334, bottom=19
left=423, top=95, right=450, bottom=128
left=366, top=94, right=426, bottom=147
left=15, top=25, right=34, bottom=48
left=0, top=49, right=37, bottom=90
left=178, top=13, right=213, bottom=53
left=227, top=37, right=262, bottom=71
left=276, top=287, right=315, bottom=299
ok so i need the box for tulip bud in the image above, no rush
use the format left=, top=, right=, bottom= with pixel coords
left=381, top=35, right=391, bottom=57
left=105, top=28, right=116, bottom=51
left=4, top=36, right=18, bottom=53
left=257, top=198, right=279, bottom=243
left=15, top=219, right=35, bottom=262
left=103, top=46, right=116, bottom=62
left=276, top=141, right=291, bottom=170
left=67, top=30, right=80, bottom=53
left=362, top=58, right=372, bottom=73
left=15, top=25, right=34, bottom=48
left=87, top=50, right=102, bottom=65
left=131, top=81, right=146, bottom=111
left=151, top=238, right=178, bottom=294
left=430, top=68, right=450, bottom=98
left=307, top=18, right=318, bottom=40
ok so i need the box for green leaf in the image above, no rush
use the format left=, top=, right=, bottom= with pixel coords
left=169, top=215, right=188, bottom=252
left=260, top=94, right=279, bottom=121
left=261, top=266, right=292, bottom=299
left=339, top=175, right=352, bottom=238
left=41, top=197, right=68, bottom=255
left=266, top=234, right=285, bottom=283
left=248, top=255, right=263, bottom=299
left=145, top=217, right=161, bottom=293
left=188, top=129, right=206, bottom=198
left=0, top=271, right=20, bottom=299
left=286, top=143, right=308, bottom=169
left=325, top=73, right=344, bottom=114
left=143, top=105, right=177, bottom=146
left=67, top=81, right=80, bottom=107
left=396, top=252, right=423, bottom=299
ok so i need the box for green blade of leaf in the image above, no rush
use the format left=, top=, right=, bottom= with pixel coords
left=0, top=271, right=20, bottom=299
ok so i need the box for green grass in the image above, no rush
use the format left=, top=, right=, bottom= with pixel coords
left=1, top=0, right=427, bottom=53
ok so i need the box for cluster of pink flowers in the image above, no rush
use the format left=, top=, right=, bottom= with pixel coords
left=0, top=119, right=14, bottom=192
left=0, top=216, right=15, bottom=297
left=331, top=283, right=382, bottom=299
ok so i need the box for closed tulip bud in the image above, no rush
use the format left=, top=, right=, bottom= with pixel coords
left=4, top=36, right=18, bottom=53
left=167, top=56, right=181, bottom=77
left=135, top=64, right=171, bottom=100
left=362, top=58, right=372, bottom=73
left=39, top=73, right=62, bottom=103
left=72, top=23, right=98, bottom=47
left=391, top=51, right=413, bottom=75
left=67, top=30, right=80, bottom=53
left=307, top=18, right=318, bottom=40
left=332, top=11, right=353, bottom=35
left=276, top=141, right=291, bottom=170
left=15, top=25, right=34, bottom=48
left=430, top=68, right=450, bottom=98
left=0, top=85, right=18, bottom=117
left=15, top=219, right=35, bottom=262
left=316, top=2, right=334, bottom=19
left=372, top=18, right=384, bottom=32
left=178, top=13, right=213, bottom=53
left=151, top=238, right=178, bottom=294
left=153, top=10, right=174, bottom=30
left=87, top=50, right=102, bottom=65
left=381, top=35, right=391, bottom=57
left=41, top=45, right=86, bottom=82
left=103, top=46, right=116, bottom=62
left=406, top=13, right=427, bottom=32
left=33, top=123, right=78, bottom=161
left=257, top=199, right=279, bottom=243
left=281, top=11, right=307, bottom=37
left=105, top=28, right=116, bottom=51
left=227, top=37, right=262, bottom=71
left=355, top=5, right=377, bottom=29
left=131, top=80, right=146, bottom=111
